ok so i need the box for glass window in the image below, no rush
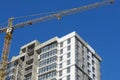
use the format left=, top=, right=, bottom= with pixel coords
left=60, top=42, right=63, bottom=47
left=88, top=77, right=91, bottom=80
left=87, top=55, right=90, bottom=61
left=88, top=69, right=91, bottom=75
left=38, top=71, right=56, bottom=80
left=92, top=67, right=95, bottom=72
left=93, top=74, right=95, bottom=79
left=60, top=49, right=63, bottom=54
left=67, top=38, right=71, bottom=44
left=67, top=52, right=71, bottom=58
left=92, top=54, right=94, bottom=59
left=60, top=56, right=63, bottom=61
left=67, top=60, right=70, bottom=65
left=59, top=63, right=62, bottom=68
left=67, top=75, right=70, bottom=80
left=82, top=64, right=85, bottom=70
left=92, top=60, right=95, bottom=65
left=87, top=49, right=89, bottom=54
left=87, top=62, right=90, bottom=68
left=82, top=57, right=85, bottom=63
left=67, top=67, right=70, bottom=73
left=59, top=71, right=62, bottom=77
left=67, top=45, right=71, bottom=51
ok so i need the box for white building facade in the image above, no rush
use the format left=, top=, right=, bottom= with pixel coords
left=5, top=31, right=101, bottom=80
left=36, top=31, right=101, bottom=80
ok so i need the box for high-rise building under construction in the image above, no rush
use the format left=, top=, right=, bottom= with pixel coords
left=5, top=31, right=101, bottom=80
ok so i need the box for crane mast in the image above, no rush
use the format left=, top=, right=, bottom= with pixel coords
left=0, top=0, right=114, bottom=80
left=0, top=18, right=14, bottom=80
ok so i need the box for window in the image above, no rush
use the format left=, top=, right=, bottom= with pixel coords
left=38, top=71, right=56, bottom=80
left=82, top=57, right=85, bottom=63
left=92, top=54, right=94, bottom=59
left=67, top=45, right=71, bottom=51
left=82, top=51, right=84, bottom=56
left=88, top=77, right=92, bottom=80
left=40, top=49, right=57, bottom=60
left=59, top=71, right=62, bottom=76
left=67, top=67, right=70, bottom=73
left=67, top=60, right=70, bottom=65
left=39, top=63, right=57, bottom=74
left=92, top=67, right=95, bottom=72
left=87, top=55, right=90, bottom=61
left=82, top=64, right=85, bottom=70
left=88, top=69, right=91, bottom=75
left=60, top=42, right=63, bottom=47
left=75, top=44, right=79, bottom=50
left=92, top=60, right=95, bottom=65
left=67, top=38, right=71, bottom=44
left=60, top=56, right=62, bottom=61
left=60, top=49, right=63, bottom=54
left=67, top=75, right=70, bottom=80
left=93, top=74, right=95, bottom=79
left=67, top=52, right=71, bottom=58
left=41, top=43, right=57, bottom=53
left=59, top=63, right=62, bottom=68
left=87, top=62, right=90, bottom=68
left=87, top=49, right=89, bottom=54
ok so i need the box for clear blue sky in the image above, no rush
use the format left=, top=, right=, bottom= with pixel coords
left=0, top=0, right=120, bottom=80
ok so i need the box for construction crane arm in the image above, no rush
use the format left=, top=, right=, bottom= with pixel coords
left=0, top=18, right=13, bottom=80
left=0, top=0, right=114, bottom=34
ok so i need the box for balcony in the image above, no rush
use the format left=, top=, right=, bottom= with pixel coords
left=6, top=66, right=17, bottom=75
left=17, top=73, right=23, bottom=80
left=21, top=47, right=26, bottom=53
left=25, top=69, right=32, bottom=75
left=50, top=78, right=57, bottom=80
left=27, top=49, right=34, bottom=56
left=27, top=43, right=35, bottom=56
left=26, top=58, right=33, bottom=65
left=26, top=55, right=34, bottom=61
left=24, top=76, right=31, bottom=80
left=24, top=73, right=32, bottom=80
left=25, top=65, right=32, bottom=75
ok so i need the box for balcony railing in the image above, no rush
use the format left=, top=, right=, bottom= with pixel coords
left=24, top=76, right=31, bottom=80
left=27, top=49, right=34, bottom=56
left=26, top=55, right=34, bottom=60
left=25, top=69, right=32, bottom=75
left=26, top=58, right=33, bottom=65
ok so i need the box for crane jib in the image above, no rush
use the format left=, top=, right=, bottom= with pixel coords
left=0, top=0, right=114, bottom=34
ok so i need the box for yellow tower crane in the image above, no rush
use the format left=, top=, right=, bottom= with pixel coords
left=0, top=0, right=114, bottom=80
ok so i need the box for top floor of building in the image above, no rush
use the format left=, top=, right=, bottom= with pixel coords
left=18, top=31, right=101, bottom=61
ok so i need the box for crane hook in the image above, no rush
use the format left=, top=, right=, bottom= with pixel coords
left=57, top=15, right=61, bottom=20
